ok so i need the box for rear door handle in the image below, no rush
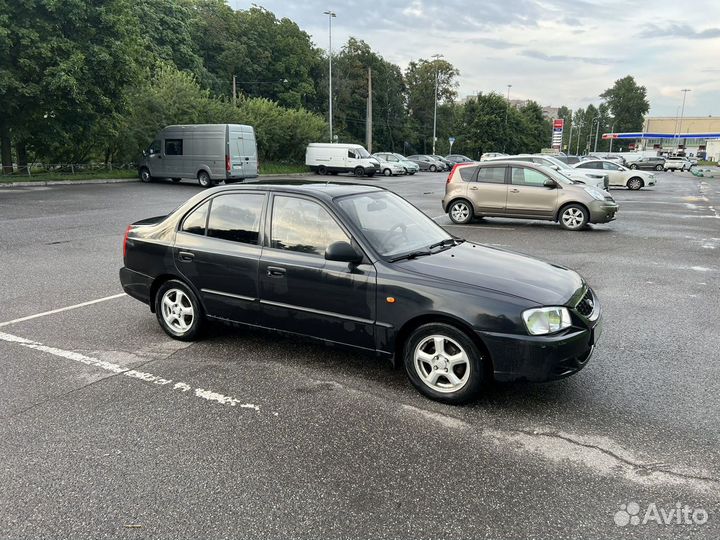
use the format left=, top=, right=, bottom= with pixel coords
left=178, top=251, right=195, bottom=262
left=510, top=188, right=520, bottom=193
left=469, top=186, right=479, bottom=190
left=267, top=266, right=286, bottom=277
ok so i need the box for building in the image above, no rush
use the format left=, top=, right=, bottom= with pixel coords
left=640, top=116, right=720, bottom=154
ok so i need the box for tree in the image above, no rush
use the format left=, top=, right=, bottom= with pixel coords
left=600, top=76, right=649, bottom=150
left=518, top=101, right=551, bottom=153
left=405, top=58, right=459, bottom=152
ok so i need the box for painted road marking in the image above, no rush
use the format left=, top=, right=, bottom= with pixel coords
left=0, top=331, right=261, bottom=412
left=0, top=293, right=127, bottom=328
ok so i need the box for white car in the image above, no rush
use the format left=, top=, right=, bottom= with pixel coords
left=375, top=157, right=406, bottom=177
left=480, top=152, right=507, bottom=161
left=573, top=159, right=656, bottom=190
left=664, top=156, right=692, bottom=172
left=485, top=154, right=609, bottom=190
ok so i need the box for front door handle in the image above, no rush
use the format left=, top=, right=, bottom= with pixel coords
left=178, top=251, right=195, bottom=262
left=510, top=188, right=520, bottom=193
left=469, top=186, right=479, bottom=190
left=267, top=266, right=286, bottom=277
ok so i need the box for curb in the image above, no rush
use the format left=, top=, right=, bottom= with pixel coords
left=1, top=172, right=313, bottom=188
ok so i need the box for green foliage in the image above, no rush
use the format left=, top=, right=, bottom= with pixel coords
left=601, top=76, right=650, bottom=150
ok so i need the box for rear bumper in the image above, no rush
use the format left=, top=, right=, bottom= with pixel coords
left=119, top=267, right=152, bottom=307
left=588, top=201, right=618, bottom=223
left=479, top=321, right=600, bottom=382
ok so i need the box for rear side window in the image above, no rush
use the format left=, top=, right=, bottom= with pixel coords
left=476, top=167, right=506, bottom=184
left=165, top=139, right=183, bottom=156
left=583, top=161, right=603, bottom=169
left=271, top=196, right=348, bottom=256
left=459, top=165, right=479, bottom=182
left=207, top=194, right=264, bottom=245
left=511, top=167, right=549, bottom=186
left=181, top=201, right=210, bottom=236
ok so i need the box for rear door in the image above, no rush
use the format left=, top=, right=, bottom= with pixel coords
left=468, top=165, right=508, bottom=213
left=174, top=191, right=267, bottom=325
left=258, top=194, right=376, bottom=350
left=229, top=126, right=258, bottom=178
left=506, top=167, right=558, bottom=217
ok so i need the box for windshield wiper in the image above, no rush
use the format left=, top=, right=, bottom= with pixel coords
left=389, top=250, right=432, bottom=262
left=428, top=237, right=464, bottom=250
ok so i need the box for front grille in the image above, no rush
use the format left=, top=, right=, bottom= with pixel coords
left=604, top=195, right=614, bottom=201
left=575, top=288, right=595, bottom=317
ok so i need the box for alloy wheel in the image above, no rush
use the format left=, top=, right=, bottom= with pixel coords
left=450, top=202, right=470, bottom=223
left=413, top=335, right=470, bottom=393
left=161, top=288, right=194, bottom=334
left=562, top=207, right=585, bottom=229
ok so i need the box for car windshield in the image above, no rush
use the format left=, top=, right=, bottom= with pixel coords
left=538, top=165, right=574, bottom=185
left=541, top=155, right=573, bottom=170
left=354, top=147, right=371, bottom=158
left=336, top=191, right=452, bottom=258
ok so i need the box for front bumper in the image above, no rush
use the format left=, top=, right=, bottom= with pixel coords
left=588, top=200, right=618, bottom=223
left=480, top=316, right=601, bottom=382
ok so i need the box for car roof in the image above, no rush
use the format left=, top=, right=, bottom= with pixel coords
left=206, top=180, right=385, bottom=200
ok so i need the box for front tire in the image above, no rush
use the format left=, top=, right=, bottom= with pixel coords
left=629, top=164, right=638, bottom=170
left=354, top=166, right=365, bottom=177
left=318, top=165, right=328, bottom=176
left=655, top=164, right=663, bottom=171
left=139, top=168, right=152, bottom=183
left=627, top=177, right=643, bottom=190
left=559, top=204, right=589, bottom=230
left=383, top=168, right=392, bottom=176
left=403, top=323, right=485, bottom=404
left=155, top=280, right=203, bottom=341
left=198, top=170, right=211, bottom=188
left=448, top=199, right=473, bottom=224
left=429, top=164, right=437, bottom=172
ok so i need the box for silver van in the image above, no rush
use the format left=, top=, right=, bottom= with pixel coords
left=138, top=124, right=258, bottom=187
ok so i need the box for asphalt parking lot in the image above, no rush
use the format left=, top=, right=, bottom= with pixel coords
left=1, top=171, right=719, bottom=538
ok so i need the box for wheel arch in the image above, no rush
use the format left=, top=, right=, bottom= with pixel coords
left=149, top=273, right=204, bottom=314
left=555, top=201, right=590, bottom=222
left=392, top=313, right=494, bottom=379
left=196, top=166, right=212, bottom=180
left=627, top=176, right=645, bottom=188
left=445, top=196, right=476, bottom=214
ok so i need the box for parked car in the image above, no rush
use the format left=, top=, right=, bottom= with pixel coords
left=555, top=155, right=582, bottom=165
left=664, top=156, right=692, bottom=172
left=484, top=154, right=609, bottom=190
left=443, top=161, right=618, bottom=230
left=120, top=181, right=602, bottom=404
left=406, top=155, right=446, bottom=172
left=430, top=155, right=454, bottom=170
left=306, top=143, right=379, bottom=177
left=480, top=152, right=507, bottom=161
left=375, top=157, right=406, bottom=177
left=372, top=152, right=419, bottom=175
left=628, top=157, right=665, bottom=171
left=573, top=159, right=656, bottom=190
left=138, top=124, right=259, bottom=187
left=445, top=154, right=475, bottom=164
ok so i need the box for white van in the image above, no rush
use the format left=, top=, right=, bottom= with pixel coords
left=138, top=124, right=258, bottom=188
left=305, top=143, right=380, bottom=177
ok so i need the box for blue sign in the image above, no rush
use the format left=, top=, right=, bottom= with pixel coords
left=448, top=137, right=456, bottom=143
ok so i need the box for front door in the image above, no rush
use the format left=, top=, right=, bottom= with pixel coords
left=259, top=194, right=376, bottom=350
left=174, top=192, right=267, bottom=324
left=506, top=167, right=558, bottom=218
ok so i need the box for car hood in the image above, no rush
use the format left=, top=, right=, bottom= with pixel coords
left=395, top=242, right=583, bottom=305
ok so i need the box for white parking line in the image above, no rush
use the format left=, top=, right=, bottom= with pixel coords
left=0, top=330, right=261, bottom=412
left=0, top=293, right=127, bottom=328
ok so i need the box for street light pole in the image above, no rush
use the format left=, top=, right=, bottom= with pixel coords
left=431, top=53, right=443, bottom=156
left=594, top=115, right=601, bottom=153
left=608, top=123, right=615, bottom=153
left=678, top=88, right=691, bottom=153
left=503, top=84, right=512, bottom=152
left=568, top=125, right=577, bottom=156
left=323, top=10, right=336, bottom=143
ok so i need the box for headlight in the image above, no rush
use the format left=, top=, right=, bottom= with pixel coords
left=583, top=187, right=605, bottom=201
left=522, top=307, right=572, bottom=335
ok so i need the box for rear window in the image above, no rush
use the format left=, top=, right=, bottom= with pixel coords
left=181, top=201, right=210, bottom=236
left=459, top=165, right=479, bottom=181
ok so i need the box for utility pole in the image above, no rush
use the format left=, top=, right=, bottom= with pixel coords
left=594, top=115, right=601, bottom=153
left=431, top=53, right=443, bottom=156
left=366, top=67, right=372, bottom=153
left=568, top=125, right=576, bottom=156
left=323, top=10, right=336, bottom=142
left=232, top=75, right=237, bottom=106
left=503, top=84, right=512, bottom=152
left=576, top=121, right=581, bottom=155
left=608, top=123, right=615, bottom=153
left=678, top=88, right=691, bottom=153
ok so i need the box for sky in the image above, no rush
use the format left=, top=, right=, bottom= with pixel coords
left=230, top=0, right=720, bottom=119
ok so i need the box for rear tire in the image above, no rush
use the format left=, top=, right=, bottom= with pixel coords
left=171, top=178, right=181, bottom=183
left=354, top=167, right=365, bottom=177
left=627, top=177, right=643, bottom=190
left=655, top=164, right=663, bottom=171
left=448, top=199, right=473, bottom=224
left=403, top=323, right=485, bottom=404
left=318, top=165, right=328, bottom=176
left=155, top=280, right=203, bottom=341
left=383, top=168, right=392, bottom=176
left=429, top=164, right=437, bottom=172
left=559, top=204, right=589, bottom=230
left=629, top=164, right=638, bottom=170
left=198, top=171, right=211, bottom=188
left=139, top=168, right=152, bottom=183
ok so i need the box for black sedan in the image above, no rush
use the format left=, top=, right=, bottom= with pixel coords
left=120, top=182, right=601, bottom=403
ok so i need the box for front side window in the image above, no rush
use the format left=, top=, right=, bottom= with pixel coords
left=165, top=139, right=183, bottom=156
left=271, top=196, right=348, bottom=256
left=581, top=161, right=602, bottom=169
left=348, top=150, right=356, bottom=159
left=602, top=162, right=620, bottom=171
left=476, top=167, right=506, bottom=184
left=181, top=201, right=210, bottom=236
left=207, top=194, right=264, bottom=245
left=511, top=167, right=550, bottom=187
left=148, top=140, right=160, bottom=154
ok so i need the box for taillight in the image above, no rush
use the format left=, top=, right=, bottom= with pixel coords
left=123, top=225, right=132, bottom=258
left=226, top=155, right=231, bottom=173
left=447, top=164, right=459, bottom=184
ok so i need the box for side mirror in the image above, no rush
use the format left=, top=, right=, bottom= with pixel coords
left=552, top=165, right=561, bottom=171
left=142, top=150, right=147, bottom=157
left=325, top=241, right=363, bottom=264
left=544, top=179, right=557, bottom=188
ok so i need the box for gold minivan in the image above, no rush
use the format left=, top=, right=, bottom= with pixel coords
left=442, top=161, right=619, bottom=230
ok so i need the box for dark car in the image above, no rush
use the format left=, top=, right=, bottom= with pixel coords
left=628, top=157, right=665, bottom=171
left=446, top=154, right=475, bottom=164
left=120, top=182, right=601, bottom=404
